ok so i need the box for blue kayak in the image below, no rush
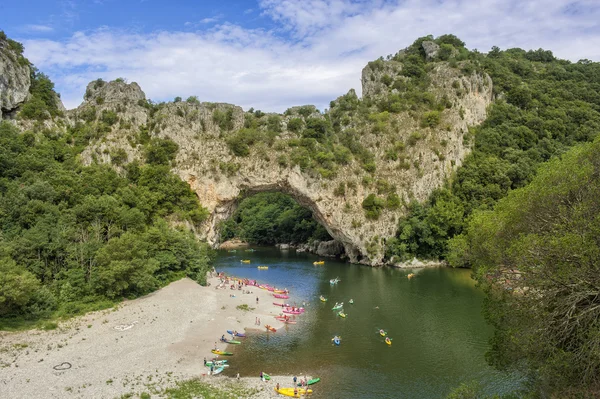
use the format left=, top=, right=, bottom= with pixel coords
left=332, top=337, right=341, bottom=346
left=227, top=330, right=246, bottom=337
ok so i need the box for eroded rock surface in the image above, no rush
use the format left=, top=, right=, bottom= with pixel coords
left=0, top=39, right=30, bottom=119
left=76, top=58, right=493, bottom=264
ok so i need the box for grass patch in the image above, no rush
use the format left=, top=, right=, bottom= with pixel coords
left=236, top=304, right=254, bottom=312
left=161, top=379, right=259, bottom=398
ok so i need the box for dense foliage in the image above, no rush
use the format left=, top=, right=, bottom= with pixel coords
left=452, top=138, right=600, bottom=396
left=220, top=192, right=332, bottom=245
left=0, top=122, right=212, bottom=327
left=386, top=35, right=600, bottom=262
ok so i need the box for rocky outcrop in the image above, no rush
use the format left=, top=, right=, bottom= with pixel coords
left=422, top=41, right=440, bottom=61
left=76, top=57, right=493, bottom=266
left=0, top=39, right=30, bottom=119
left=316, top=240, right=345, bottom=257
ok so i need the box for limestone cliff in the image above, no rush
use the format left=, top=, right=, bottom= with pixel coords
left=75, top=43, right=493, bottom=265
left=0, top=38, right=30, bottom=119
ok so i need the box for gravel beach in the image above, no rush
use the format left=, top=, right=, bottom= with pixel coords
left=0, top=276, right=312, bottom=398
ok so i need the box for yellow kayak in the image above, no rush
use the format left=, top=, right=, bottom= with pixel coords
left=275, top=388, right=313, bottom=397
left=313, top=261, right=324, bottom=265
left=257, top=266, right=268, bottom=270
left=241, top=260, right=251, bottom=263
left=385, top=337, right=392, bottom=345
left=319, top=296, right=327, bottom=302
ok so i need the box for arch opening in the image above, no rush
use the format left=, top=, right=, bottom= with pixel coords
left=205, top=185, right=356, bottom=261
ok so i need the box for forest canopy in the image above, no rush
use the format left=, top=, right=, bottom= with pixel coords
left=220, top=192, right=332, bottom=245
left=0, top=121, right=213, bottom=327
left=451, top=137, right=600, bottom=396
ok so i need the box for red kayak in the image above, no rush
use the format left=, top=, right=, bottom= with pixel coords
left=273, top=294, right=290, bottom=299
left=284, top=320, right=297, bottom=324
left=283, top=309, right=302, bottom=315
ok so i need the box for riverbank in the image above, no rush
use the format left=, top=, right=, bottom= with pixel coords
left=0, top=276, right=306, bottom=398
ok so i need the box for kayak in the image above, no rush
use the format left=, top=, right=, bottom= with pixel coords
left=284, top=320, right=297, bottom=324
left=262, top=372, right=271, bottom=381
left=211, top=349, right=233, bottom=356
left=273, top=302, right=291, bottom=307
left=205, top=360, right=228, bottom=366
left=338, top=311, right=346, bottom=318
left=379, top=329, right=387, bottom=337
left=385, top=337, right=392, bottom=345
left=212, top=366, right=225, bottom=375
left=313, top=261, right=324, bottom=265
left=349, top=299, right=354, bottom=304
left=226, top=330, right=246, bottom=337
left=265, top=325, right=277, bottom=332
left=319, top=296, right=327, bottom=302
left=332, top=336, right=341, bottom=346
left=273, top=294, right=290, bottom=299
left=273, top=289, right=287, bottom=294
left=257, top=266, right=269, bottom=270
left=206, top=362, right=229, bottom=368
left=241, top=260, right=251, bottom=263
left=332, top=303, right=343, bottom=310
left=223, top=339, right=241, bottom=344
left=298, top=378, right=321, bottom=386
left=275, top=388, right=313, bottom=397
left=283, top=310, right=302, bottom=315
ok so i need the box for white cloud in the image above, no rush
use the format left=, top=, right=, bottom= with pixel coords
left=200, top=16, right=221, bottom=24
left=22, top=24, right=54, bottom=33
left=22, top=0, right=600, bottom=111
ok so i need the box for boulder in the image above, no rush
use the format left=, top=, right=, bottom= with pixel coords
left=422, top=41, right=440, bottom=61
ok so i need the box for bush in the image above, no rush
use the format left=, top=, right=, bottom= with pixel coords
left=421, top=111, right=441, bottom=128
left=213, top=109, right=235, bottom=131
left=186, top=96, right=200, bottom=105
left=362, top=194, right=385, bottom=220
left=145, top=138, right=179, bottom=165
left=287, top=118, right=303, bottom=133
left=101, top=110, right=118, bottom=126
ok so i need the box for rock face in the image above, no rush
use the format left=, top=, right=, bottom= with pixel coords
left=0, top=39, right=30, bottom=119
left=77, top=57, right=493, bottom=265
left=422, top=41, right=440, bottom=61
left=316, top=240, right=345, bottom=257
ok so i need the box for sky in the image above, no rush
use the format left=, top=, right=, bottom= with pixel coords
left=2, top=0, right=600, bottom=112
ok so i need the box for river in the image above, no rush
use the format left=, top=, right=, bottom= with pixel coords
left=214, top=247, right=522, bottom=398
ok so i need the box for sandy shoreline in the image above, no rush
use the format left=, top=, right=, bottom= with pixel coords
left=0, top=275, right=313, bottom=398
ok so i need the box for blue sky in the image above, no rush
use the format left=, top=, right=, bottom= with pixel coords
left=2, top=0, right=600, bottom=111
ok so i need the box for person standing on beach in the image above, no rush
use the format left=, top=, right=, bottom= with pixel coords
left=256, top=296, right=259, bottom=304
left=293, top=376, right=297, bottom=385
left=237, top=372, right=240, bottom=380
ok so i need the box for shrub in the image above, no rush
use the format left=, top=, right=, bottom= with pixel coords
left=287, top=118, right=303, bottom=133
left=101, top=110, right=118, bottom=126
left=213, top=109, right=235, bottom=131
left=333, top=182, right=346, bottom=196
left=407, top=131, right=423, bottom=146
left=145, top=138, right=179, bottom=165
left=362, top=194, right=385, bottom=220
left=421, top=111, right=441, bottom=128
left=267, top=115, right=282, bottom=133
left=110, top=148, right=128, bottom=166
left=186, top=96, right=200, bottom=105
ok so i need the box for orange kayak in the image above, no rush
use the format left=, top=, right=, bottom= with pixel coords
left=265, top=325, right=277, bottom=332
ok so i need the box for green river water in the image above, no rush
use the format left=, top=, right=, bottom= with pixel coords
left=215, top=247, right=522, bottom=398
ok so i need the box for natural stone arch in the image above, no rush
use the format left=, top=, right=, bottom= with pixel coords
left=74, top=51, right=494, bottom=265
left=197, top=181, right=364, bottom=263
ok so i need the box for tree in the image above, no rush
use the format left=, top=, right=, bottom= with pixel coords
left=452, top=139, right=600, bottom=396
